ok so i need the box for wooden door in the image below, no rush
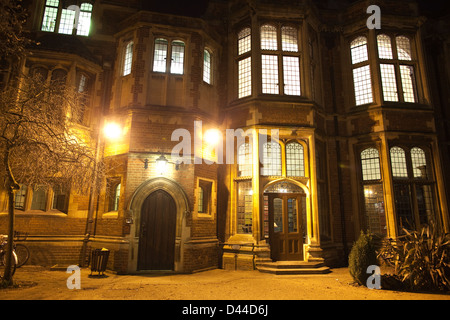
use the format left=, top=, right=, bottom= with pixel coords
left=268, top=194, right=303, bottom=261
left=138, top=190, right=177, bottom=270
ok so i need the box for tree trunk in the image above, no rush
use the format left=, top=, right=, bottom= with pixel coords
left=3, top=186, right=15, bottom=284
left=3, top=149, right=18, bottom=285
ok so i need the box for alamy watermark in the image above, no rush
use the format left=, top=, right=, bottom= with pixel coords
left=66, top=265, right=81, bottom=290
left=366, top=265, right=381, bottom=289
left=367, top=5, right=381, bottom=30
left=171, top=121, right=279, bottom=167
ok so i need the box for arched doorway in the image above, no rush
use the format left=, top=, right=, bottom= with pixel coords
left=137, top=190, right=177, bottom=271
left=263, top=180, right=307, bottom=261
left=127, top=177, right=190, bottom=273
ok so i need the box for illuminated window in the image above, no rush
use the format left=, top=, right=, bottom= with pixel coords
left=351, top=36, right=373, bottom=106
left=238, top=142, right=252, bottom=177
left=400, top=65, right=416, bottom=103
left=237, top=27, right=252, bottom=98
left=283, top=56, right=301, bottom=95
left=170, top=40, right=185, bottom=74
left=351, top=36, right=369, bottom=64
left=260, top=24, right=301, bottom=96
left=41, top=1, right=93, bottom=36
left=238, top=57, right=252, bottom=98
left=123, top=41, right=133, bottom=76
left=77, top=3, right=93, bottom=36
left=261, top=142, right=282, bottom=176
left=377, top=34, right=393, bottom=59
left=41, top=0, right=59, bottom=32
left=153, top=38, right=168, bottom=72
left=396, top=36, right=412, bottom=61
left=390, top=147, right=408, bottom=178
left=352, top=65, right=373, bottom=105
left=203, top=49, right=212, bottom=84
left=376, top=35, right=417, bottom=103
left=361, top=148, right=382, bottom=181
left=58, top=8, right=76, bottom=34
left=238, top=27, right=251, bottom=55
left=380, top=64, right=398, bottom=102
left=286, top=142, right=305, bottom=177
left=262, top=55, right=279, bottom=94
left=237, top=181, right=253, bottom=234
left=152, top=39, right=184, bottom=74
left=260, top=25, right=278, bottom=50
left=411, top=147, right=428, bottom=179
left=359, top=147, right=386, bottom=235
left=281, top=26, right=299, bottom=52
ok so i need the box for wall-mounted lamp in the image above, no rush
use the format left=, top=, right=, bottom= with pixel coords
left=155, top=154, right=168, bottom=175
left=143, top=154, right=182, bottom=174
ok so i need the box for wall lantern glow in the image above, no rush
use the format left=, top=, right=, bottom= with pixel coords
left=204, top=129, right=221, bottom=147
left=104, top=122, right=122, bottom=140
left=155, top=154, right=169, bottom=175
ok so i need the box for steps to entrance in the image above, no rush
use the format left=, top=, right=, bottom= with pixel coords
left=256, top=261, right=331, bottom=275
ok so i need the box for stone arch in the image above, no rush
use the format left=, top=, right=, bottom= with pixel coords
left=127, top=177, right=190, bottom=273
left=262, top=178, right=309, bottom=195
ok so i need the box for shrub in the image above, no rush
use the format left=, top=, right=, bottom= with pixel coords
left=378, top=223, right=450, bottom=292
left=348, top=231, right=379, bottom=286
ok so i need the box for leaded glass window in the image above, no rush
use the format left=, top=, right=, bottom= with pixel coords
left=261, top=142, right=282, bottom=176
left=286, top=142, right=305, bottom=177
left=361, top=148, right=381, bottom=181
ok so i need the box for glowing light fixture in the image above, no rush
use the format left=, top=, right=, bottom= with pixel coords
left=155, top=154, right=169, bottom=175
left=204, top=129, right=221, bottom=147
left=104, top=122, right=122, bottom=140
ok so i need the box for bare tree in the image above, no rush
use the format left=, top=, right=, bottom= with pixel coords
left=0, top=0, right=29, bottom=59
left=0, top=73, right=100, bottom=285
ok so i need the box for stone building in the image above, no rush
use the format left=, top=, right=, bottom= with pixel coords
left=0, top=0, right=449, bottom=274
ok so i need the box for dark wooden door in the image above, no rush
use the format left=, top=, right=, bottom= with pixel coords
left=268, top=194, right=303, bottom=261
left=138, top=190, right=177, bottom=270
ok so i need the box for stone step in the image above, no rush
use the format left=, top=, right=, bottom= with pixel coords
left=256, top=261, right=331, bottom=275
left=257, top=265, right=331, bottom=275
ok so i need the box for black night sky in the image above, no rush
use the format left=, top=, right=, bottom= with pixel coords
left=142, top=0, right=450, bottom=18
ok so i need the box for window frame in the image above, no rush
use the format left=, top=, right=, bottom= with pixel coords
left=40, top=0, right=93, bottom=37
left=358, top=146, right=387, bottom=236
left=376, top=34, right=418, bottom=104
left=237, top=26, right=252, bottom=99
left=13, top=184, right=69, bottom=214
left=196, top=178, right=215, bottom=218
left=389, top=145, right=437, bottom=232
left=122, top=40, right=134, bottom=77
left=260, top=23, right=302, bottom=96
left=350, top=35, right=374, bottom=106
left=203, top=48, right=213, bottom=85
left=106, top=178, right=122, bottom=213
left=152, top=37, right=186, bottom=75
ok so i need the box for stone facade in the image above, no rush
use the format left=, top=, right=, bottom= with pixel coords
left=0, top=0, right=449, bottom=273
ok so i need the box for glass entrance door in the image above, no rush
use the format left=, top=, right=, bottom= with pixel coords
left=268, top=193, right=303, bottom=261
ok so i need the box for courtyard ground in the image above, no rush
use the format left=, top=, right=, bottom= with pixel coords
left=1, top=265, right=449, bottom=301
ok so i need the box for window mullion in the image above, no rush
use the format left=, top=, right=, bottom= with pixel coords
left=394, top=60, right=404, bottom=103
left=54, top=3, right=62, bottom=33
